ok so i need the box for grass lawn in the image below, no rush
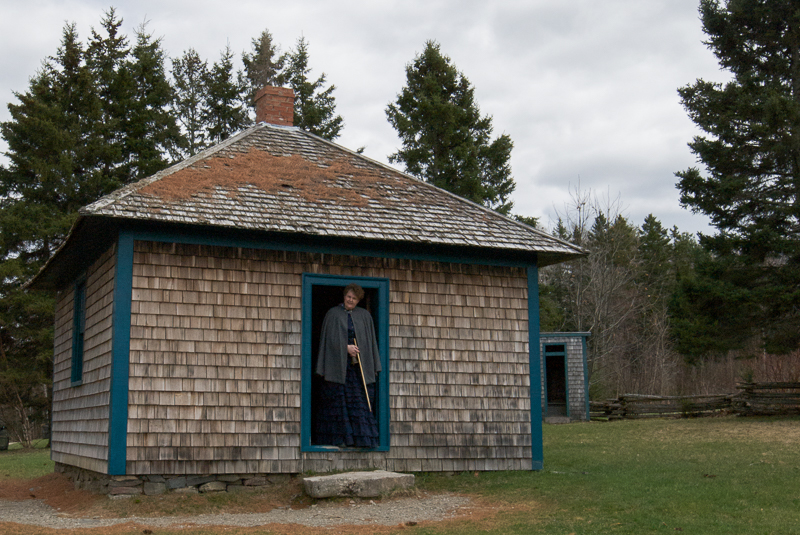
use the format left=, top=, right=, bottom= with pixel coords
left=0, top=440, right=53, bottom=481
left=1, top=418, right=799, bottom=534
left=415, top=416, right=800, bottom=535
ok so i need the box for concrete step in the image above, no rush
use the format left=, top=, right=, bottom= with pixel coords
left=303, top=470, right=414, bottom=498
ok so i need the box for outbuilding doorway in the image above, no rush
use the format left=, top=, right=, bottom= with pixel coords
left=544, top=343, right=568, bottom=417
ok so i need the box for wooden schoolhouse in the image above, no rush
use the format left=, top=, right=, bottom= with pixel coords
left=30, top=86, right=585, bottom=480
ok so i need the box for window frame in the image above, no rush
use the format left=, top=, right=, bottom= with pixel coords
left=70, top=277, right=87, bottom=386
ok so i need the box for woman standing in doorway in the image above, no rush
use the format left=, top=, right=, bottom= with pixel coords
left=314, top=283, right=380, bottom=448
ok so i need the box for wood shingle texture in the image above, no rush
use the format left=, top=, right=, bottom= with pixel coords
left=51, top=245, right=116, bottom=473
left=37, top=119, right=585, bottom=477
left=126, top=242, right=531, bottom=474
left=81, top=123, right=582, bottom=265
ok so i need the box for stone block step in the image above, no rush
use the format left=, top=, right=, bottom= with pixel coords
left=303, top=470, right=414, bottom=498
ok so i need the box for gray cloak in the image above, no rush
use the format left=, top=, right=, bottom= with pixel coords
left=316, top=305, right=381, bottom=385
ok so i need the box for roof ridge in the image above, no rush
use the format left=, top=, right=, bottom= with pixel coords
left=71, top=122, right=584, bottom=263
left=297, top=127, right=585, bottom=256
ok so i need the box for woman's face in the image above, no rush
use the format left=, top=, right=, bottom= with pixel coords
left=343, top=290, right=360, bottom=311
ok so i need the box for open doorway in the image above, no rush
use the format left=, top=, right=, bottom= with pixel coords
left=300, top=274, right=390, bottom=452
left=544, top=344, right=568, bottom=417
left=309, top=284, right=379, bottom=446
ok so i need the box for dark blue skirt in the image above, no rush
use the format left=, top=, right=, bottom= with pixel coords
left=315, top=363, right=378, bottom=449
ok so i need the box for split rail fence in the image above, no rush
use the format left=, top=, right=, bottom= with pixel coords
left=589, top=382, right=800, bottom=420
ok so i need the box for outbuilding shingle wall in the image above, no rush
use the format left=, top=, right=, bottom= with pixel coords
left=51, top=244, right=117, bottom=473
left=539, top=334, right=589, bottom=421
left=126, top=240, right=532, bottom=474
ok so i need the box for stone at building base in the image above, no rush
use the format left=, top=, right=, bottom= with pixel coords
left=199, top=481, right=227, bottom=493
left=172, top=487, right=199, bottom=495
left=54, top=462, right=301, bottom=497
left=303, top=470, right=414, bottom=498
left=143, top=481, right=167, bottom=496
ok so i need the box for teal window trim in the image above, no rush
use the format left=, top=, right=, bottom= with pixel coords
left=527, top=265, right=543, bottom=470
left=300, top=273, right=391, bottom=452
left=70, top=277, right=87, bottom=386
left=108, top=230, right=133, bottom=475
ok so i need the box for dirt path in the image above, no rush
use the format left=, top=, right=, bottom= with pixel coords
left=0, top=473, right=474, bottom=532
left=0, top=493, right=471, bottom=530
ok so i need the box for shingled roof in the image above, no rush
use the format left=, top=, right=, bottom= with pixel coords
left=31, top=122, right=584, bottom=289
left=89, top=124, right=582, bottom=257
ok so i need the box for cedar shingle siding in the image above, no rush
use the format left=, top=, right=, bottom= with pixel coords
left=124, top=241, right=531, bottom=474
left=51, top=244, right=116, bottom=473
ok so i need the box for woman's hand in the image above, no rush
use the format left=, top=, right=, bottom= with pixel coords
left=347, top=344, right=360, bottom=358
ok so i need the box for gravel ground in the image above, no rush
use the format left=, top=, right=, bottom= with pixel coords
left=0, top=494, right=471, bottom=529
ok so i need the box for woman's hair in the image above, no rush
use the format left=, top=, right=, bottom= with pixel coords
left=343, top=283, right=365, bottom=300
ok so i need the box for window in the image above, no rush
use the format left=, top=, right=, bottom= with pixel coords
left=300, top=274, right=390, bottom=452
left=71, top=280, right=86, bottom=385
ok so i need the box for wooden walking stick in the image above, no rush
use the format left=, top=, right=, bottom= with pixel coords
left=352, top=333, right=372, bottom=413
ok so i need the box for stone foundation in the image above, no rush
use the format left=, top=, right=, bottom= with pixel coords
left=55, top=463, right=295, bottom=496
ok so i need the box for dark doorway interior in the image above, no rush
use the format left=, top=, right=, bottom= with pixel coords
left=545, top=344, right=567, bottom=417
left=309, top=284, right=379, bottom=445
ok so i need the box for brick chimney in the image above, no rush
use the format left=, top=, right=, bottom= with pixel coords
left=255, top=86, right=295, bottom=126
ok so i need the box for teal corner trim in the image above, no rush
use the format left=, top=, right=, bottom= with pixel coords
left=583, top=335, right=590, bottom=421
left=108, top=231, right=133, bottom=475
left=527, top=265, right=543, bottom=471
left=564, top=350, right=570, bottom=418
left=300, top=273, right=391, bottom=452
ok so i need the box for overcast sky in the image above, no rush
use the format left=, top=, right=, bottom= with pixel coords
left=0, top=0, right=725, bottom=236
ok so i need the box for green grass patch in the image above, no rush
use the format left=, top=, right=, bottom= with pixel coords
left=6, top=438, right=50, bottom=451
left=3, top=420, right=800, bottom=535
left=414, top=416, right=800, bottom=535
left=0, top=444, right=53, bottom=480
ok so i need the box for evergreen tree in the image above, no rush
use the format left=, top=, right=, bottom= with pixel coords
left=0, top=12, right=193, bottom=440
left=0, top=25, right=100, bottom=443
left=280, top=36, right=343, bottom=140
left=202, top=45, right=249, bottom=144
left=386, top=40, right=515, bottom=214
left=85, top=8, right=130, bottom=186
left=124, top=23, right=184, bottom=176
left=676, top=0, right=800, bottom=354
left=638, top=214, right=672, bottom=299
left=172, top=49, right=209, bottom=157
left=242, top=29, right=284, bottom=109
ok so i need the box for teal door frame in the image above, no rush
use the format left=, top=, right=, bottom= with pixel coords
left=300, top=273, right=391, bottom=452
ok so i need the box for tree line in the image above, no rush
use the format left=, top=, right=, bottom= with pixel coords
left=542, top=0, right=800, bottom=398
left=2, top=1, right=799, bottom=441
left=0, top=10, right=516, bottom=444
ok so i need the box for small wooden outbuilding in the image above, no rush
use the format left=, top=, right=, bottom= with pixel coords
left=30, top=86, right=584, bottom=480
left=539, top=332, right=591, bottom=422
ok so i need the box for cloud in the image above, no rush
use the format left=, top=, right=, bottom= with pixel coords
left=0, top=0, right=720, bottom=235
